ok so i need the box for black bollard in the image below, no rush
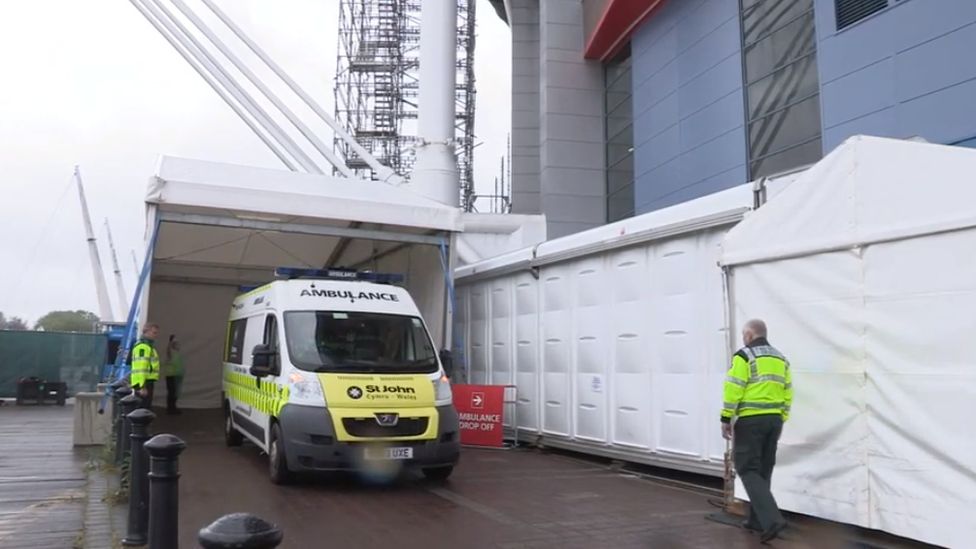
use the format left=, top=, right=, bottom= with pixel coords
left=118, top=393, right=141, bottom=468
left=122, top=408, right=155, bottom=547
left=198, top=513, right=284, bottom=549
left=145, top=434, right=186, bottom=549
left=113, top=386, right=133, bottom=464
left=102, top=378, right=127, bottom=414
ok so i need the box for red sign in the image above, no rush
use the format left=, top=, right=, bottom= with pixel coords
left=452, top=384, right=505, bottom=447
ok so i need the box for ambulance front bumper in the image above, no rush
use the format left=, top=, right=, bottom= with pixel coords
left=277, top=404, right=460, bottom=473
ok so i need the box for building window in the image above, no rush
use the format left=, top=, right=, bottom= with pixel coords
left=605, top=45, right=634, bottom=223
left=740, top=0, right=823, bottom=179
left=835, top=0, right=888, bottom=31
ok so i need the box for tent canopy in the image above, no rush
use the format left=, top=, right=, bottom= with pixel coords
left=150, top=155, right=460, bottom=231
left=141, top=157, right=460, bottom=409
left=147, top=156, right=461, bottom=286
left=721, top=135, right=976, bottom=266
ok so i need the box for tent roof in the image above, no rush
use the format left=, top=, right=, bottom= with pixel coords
left=146, top=156, right=458, bottom=287
left=721, top=136, right=976, bottom=267
left=148, top=156, right=461, bottom=232
left=456, top=180, right=757, bottom=281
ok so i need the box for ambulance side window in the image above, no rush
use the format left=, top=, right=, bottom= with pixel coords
left=263, top=315, right=280, bottom=374
left=226, top=319, right=246, bottom=364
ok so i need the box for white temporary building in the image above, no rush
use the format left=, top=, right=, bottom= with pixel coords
left=722, top=135, right=976, bottom=548
left=454, top=182, right=768, bottom=475
left=139, top=156, right=463, bottom=409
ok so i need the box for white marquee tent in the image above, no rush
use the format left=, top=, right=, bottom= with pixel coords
left=721, top=136, right=976, bottom=548
left=138, top=156, right=463, bottom=409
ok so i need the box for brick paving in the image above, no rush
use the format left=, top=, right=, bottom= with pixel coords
left=154, top=409, right=939, bottom=549
left=0, top=405, right=87, bottom=549
left=0, top=403, right=128, bottom=549
left=0, top=406, right=941, bottom=549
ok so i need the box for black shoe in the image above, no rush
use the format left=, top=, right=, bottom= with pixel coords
left=741, top=520, right=761, bottom=533
left=760, top=521, right=787, bottom=543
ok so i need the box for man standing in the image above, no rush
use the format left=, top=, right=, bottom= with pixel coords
left=721, top=319, right=792, bottom=543
left=164, top=334, right=185, bottom=415
left=130, top=323, right=161, bottom=409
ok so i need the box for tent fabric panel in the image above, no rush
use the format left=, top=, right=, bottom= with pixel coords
left=729, top=251, right=871, bottom=528
left=860, top=231, right=976, bottom=549
left=331, top=238, right=411, bottom=270
left=728, top=231, right=976, bottom=548
left=146, top=280, right=237, bottom=409
left=154, top=223, right=341, bottom=271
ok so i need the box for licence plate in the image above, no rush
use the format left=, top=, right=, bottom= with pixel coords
left=365, top=447, right=413, bottom=460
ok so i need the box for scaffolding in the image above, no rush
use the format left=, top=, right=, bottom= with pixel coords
left=335, top=0, right=478, bottom=211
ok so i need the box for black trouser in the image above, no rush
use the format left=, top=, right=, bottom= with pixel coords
left=734, top=414, right=786, bottom=531
left=165, top=376, right=181, bottom=412
left=141, top=380, right=156, bottom=410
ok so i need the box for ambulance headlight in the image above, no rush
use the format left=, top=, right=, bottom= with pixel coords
left=433, top=374, right=452, bottom=405
left=288, top=372, right=323, bottom=404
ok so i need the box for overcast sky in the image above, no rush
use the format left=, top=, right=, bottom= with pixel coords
left=0, top=0, right=511, bottom=324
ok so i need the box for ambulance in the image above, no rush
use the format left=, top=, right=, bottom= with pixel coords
left=222, top=268, right=460, bottom=484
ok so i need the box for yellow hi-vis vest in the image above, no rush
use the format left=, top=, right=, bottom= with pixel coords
left=131, top=340, right=160, bottom=388
left=721, top=341, right=792, bottom=423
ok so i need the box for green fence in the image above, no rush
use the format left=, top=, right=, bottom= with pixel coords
left=0, top=330, right=107, bottom=398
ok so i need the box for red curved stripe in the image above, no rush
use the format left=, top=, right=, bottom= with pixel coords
left=584, top=0, right=668, bottom=61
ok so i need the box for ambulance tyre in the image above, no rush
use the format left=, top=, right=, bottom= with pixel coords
left=223, top=403, right=243, bottom=447
left=422, top=466, right=453, bottom=482
left=268, top=423, right=292, bottom=485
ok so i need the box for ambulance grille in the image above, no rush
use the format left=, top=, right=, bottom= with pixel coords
left=342, top=417, right=429, bottom=437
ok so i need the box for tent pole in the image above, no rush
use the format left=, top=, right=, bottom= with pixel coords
left=98, top=218, right=162, bottom=412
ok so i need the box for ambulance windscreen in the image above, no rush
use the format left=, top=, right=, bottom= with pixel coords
left=283, top=311, right=438, bottom=374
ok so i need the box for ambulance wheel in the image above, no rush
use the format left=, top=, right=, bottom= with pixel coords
left=224, top=405, right=243, bottom=447
left=422, top=466, right=454, bottom=482
left=268, top=423, right=292, bottom=485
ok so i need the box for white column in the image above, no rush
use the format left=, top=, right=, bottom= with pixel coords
left=412, top=0, right=460, bottom=206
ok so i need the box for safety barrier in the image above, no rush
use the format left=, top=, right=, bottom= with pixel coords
left=0, top=330, right=106, bottom=397
left=114, top=393, right=283, bottom=548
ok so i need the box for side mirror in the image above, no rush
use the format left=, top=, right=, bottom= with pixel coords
left=250, top=344, right=276, bottom=378
left=439, top=349, right=454, bottom=379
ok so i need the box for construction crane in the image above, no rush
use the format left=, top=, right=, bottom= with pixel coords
left=104, top=219, right=128, bottom=320
left=73, top=166, right=114, bottom=322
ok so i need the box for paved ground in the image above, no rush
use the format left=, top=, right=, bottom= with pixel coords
left=151, top=409, right=936, bottom=549
left=0, top=405, right=939, bottom=549
left=0, top=404, right=88, bottom=549
left=0, top=402, right=126, bottom=549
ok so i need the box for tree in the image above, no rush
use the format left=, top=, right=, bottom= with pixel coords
left=0, top=312, right=29, bottom=331
left=34, top=310, right=100, bottom=333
